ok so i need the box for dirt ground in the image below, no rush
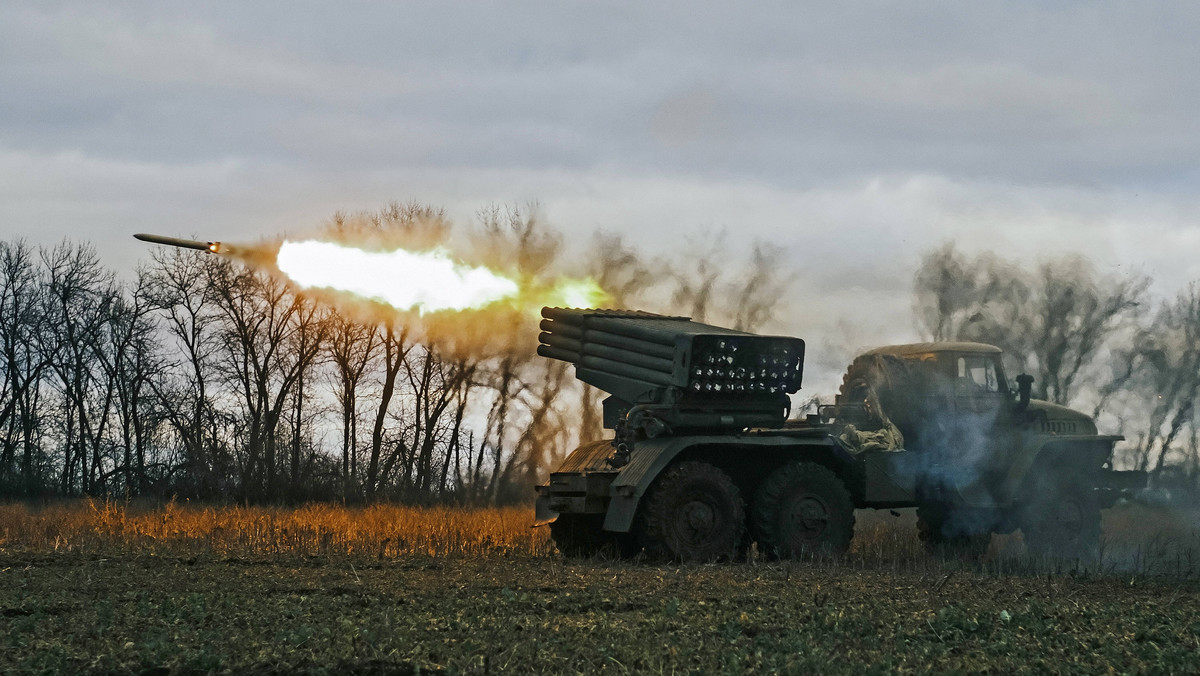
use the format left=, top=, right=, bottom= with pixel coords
left=2, top=549, right=1198, bottom=674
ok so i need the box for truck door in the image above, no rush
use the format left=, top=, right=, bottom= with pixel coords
left=953, top=355, right=1005, bottom=416
left=945, top=354, right=1010, bottom=501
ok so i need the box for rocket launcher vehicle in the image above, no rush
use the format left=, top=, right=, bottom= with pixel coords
left=537, top=307, right=805, bottom=439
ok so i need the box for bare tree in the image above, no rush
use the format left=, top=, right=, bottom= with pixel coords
left=669, top=244, right=722, bottom=323
left=0, top=240, right=49, bottom=494
left=666, top=232, right=791, bottom=332
left=145, top=248, right=227, bottom=496
left=99, top=269, right=162, bottom=494
left=284, top=298, right=330, bottom=498
left=470, top=204, right=573, bottom=500
left=730, top=242, right=790, bottom=333
left=38, top=242, right=120, bottom=494
left=1031, top=258, right=1147, bottom=405
left=396, top=343, right=477, bottom=497
left=207, top=262, right=326, bottom=500
left=365, top=318, right=413, bottom=497
left=913, top=243, right=1032, bottom=351
left=1116, top=285, right=1200, bottom=473
left=913, top=244, right=1147, bottom=406
left=325, top=312, right=377, bottom=494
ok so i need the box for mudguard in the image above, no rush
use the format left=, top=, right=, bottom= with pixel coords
left=997, top=434, right=1122, bottom=504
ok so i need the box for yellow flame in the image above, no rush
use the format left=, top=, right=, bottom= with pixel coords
left=276, top=240, right=519, bottom=313
left=544, top=278, right=609, bottom=309
left=275, top=239, right=610, bottom=315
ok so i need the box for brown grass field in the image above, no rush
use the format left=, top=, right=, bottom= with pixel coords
left=2, top=500, right=1199, bottom=674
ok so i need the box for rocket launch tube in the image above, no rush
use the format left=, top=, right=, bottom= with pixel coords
left=133, top=233, right=220, bottom=253
left=538, top=321, right=675, bottom=360
left=535, top=345, right=674, bottom=388
left=537, top=331, right=675, bottom=372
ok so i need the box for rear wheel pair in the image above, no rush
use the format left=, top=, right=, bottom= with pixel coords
left=636, top=460, right=855, bottom=562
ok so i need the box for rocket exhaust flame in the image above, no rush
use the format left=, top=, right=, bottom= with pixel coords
left=134, top=232, right=609, bottom=315
left=276, top=240, right=519, bottom=313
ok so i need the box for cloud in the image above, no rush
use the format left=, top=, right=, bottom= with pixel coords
left=5, top=2, right=1200, bottom=183
left=808, top=62, right=1126, bottom=130
left=3, top=6, right=406, bottom=102
left=2, top=0, right=1199, bottom=395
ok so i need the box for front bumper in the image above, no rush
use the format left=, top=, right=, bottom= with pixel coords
left=534, top=471, right=617, bottom=526
left=1096, top=469, right=1148, bottom=507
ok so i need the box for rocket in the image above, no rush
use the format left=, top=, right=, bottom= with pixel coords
left=134, top=233, right=232, bottom=255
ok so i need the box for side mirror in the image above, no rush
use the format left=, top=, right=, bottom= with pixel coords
left=1014, top=373, right=1034, bottom=413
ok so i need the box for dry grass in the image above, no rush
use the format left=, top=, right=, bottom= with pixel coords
left=0, top=499, right=553, bottom=559
left=1100, top=502, right=1200, bottom=576
left=2, top=499, right=1197, bottom=576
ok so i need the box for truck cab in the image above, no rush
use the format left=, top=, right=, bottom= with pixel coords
left=831, top=342, right=1135, bottom=551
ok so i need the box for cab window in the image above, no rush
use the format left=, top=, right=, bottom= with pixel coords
left=956, top=356, right=999, bottom=394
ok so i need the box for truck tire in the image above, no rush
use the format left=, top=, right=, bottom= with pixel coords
left=916, top=505, right=991, bottom=561
left=752, top=462, right=855, bottom=558
left=1020, top=482, right=1101, bottom=561
left=550, top=515, right=637, bottom=559
left=637, top=461, right=745, bottom=562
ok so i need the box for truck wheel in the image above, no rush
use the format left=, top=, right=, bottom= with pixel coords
left=550, top=515, right=637, bottom=559
left=752, top=462, right=855, bottom=558
left=637, top=461, right=745, bottom=562
left=916, top=505, right=991, bottom=561
left=1020, top=484, right=1101, bottom=561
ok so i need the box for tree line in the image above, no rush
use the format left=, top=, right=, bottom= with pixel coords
left=4, top=205, right=1197, bottom=503
left=0, top=203, right=785, bottom=503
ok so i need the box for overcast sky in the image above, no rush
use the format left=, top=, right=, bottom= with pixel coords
left=3, top=2, right=1199, bottom=389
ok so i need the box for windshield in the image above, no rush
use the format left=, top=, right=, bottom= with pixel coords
left=956, top=355, right=1000, bottom=394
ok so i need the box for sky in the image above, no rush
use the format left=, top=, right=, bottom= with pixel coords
left=3, top=1, right=1199, bottom=392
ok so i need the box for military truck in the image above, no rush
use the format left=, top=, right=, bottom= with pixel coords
left=534, top=307, right=1145, bottom=562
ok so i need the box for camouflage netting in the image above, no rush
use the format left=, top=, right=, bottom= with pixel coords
left=836, top=354, right=908, bottom=453
left=838, top=420, right=904, bottom=453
